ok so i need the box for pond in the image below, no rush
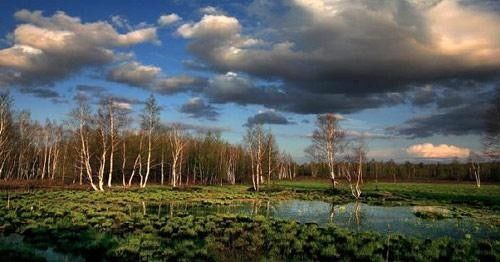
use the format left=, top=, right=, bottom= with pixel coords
left=0, top=233, right=85, bottom=262
left=138, top=200, right=499, bottom=240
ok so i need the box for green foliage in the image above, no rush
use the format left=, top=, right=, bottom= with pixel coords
left=0, top=185, right=499, bottom=260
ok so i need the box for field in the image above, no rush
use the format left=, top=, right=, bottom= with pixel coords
left=0, top=180, right=499, bottom=261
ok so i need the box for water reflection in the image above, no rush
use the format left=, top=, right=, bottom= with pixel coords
left=0, top=233, right=85, bottom=262
left=136, top=200, right=499, bottom=240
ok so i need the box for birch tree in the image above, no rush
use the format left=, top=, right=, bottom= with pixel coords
left=265, top=132, right=278, bottom=185
left=469, top=152, right=481, bottom=188
left=344, top=136, right=367, bottom=199
left=140, top=94, right=161, bottom=188
left=245, top=125, right=266, bottom=191
left=309, top=114, right=345, bottom=188
left=0, top=93, right=13, bottom=180
left=103, top=97, right=131, bottom=188
left=95, top=102, right=111, bottom=191
left=128, top=131, right=144, bottom=187
left=169, top=125, right=187, bottom=187
left=225, top=145, right=238, bottom=185
left=70, top=98, right=99, bottom=191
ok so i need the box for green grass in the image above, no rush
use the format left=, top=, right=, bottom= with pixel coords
left=271, top=180, right=500, bottom=208
left=0, top=180, right=499, bottom=260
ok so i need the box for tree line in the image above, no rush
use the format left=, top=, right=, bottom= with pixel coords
left=0, top=93, right=297, bottom=191
left=0, top=87, right=498, bottom=194
left=297, top=159, right=500, bottom=183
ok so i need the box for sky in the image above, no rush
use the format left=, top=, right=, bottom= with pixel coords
left=0, top=0, right=499, bottom=162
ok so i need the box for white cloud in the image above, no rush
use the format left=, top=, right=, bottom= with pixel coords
left=428, top=0, right=500, bottom=65
left=0, top=9, right=158, bottom=87
left=112, top=101, right=132, bottom=110
left=110, top=15, right=132, bottom=30
left=158, top=13, right=181, bottom=27
left=107, top=61, right=161, bottom=87
left=406, top=143, right=470, bottom=158
left=199, top=6, right=225, bottom=15
left=177, top=15, right=240, bottom=39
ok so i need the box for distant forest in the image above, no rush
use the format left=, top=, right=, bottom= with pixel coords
left=297, top=161, right=500, bottom=182
left=0, top=90, right=498, bottom=191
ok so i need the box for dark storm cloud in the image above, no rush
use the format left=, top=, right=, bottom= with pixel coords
left=389, top=88, right=497, bottom=138
left=179, top=97, right=219, bottom=120
left=178, top=0, right=500, bottom=97
left=203, top=72, right=405, bottom=115
left=410, top=85, right=435, bottom=106
left=388, top=104, right=487, bottom=138
left=407, top=80, right=494, bottom=109
left=435, top=91, right=465, bottom=109
left=172, top=0, right=500, bottom=139
left=19, top=87, right=60, bottom=99
left=245, top=110, right=294, bottom=126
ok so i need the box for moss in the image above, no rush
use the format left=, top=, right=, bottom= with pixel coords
left=413, top=206, right=453, bottom=219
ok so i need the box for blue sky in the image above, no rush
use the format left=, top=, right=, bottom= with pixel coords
left=1, top=0, right=498, bottom=162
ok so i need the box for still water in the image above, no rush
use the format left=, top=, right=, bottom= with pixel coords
left=140, top=200, right=499, bottom=239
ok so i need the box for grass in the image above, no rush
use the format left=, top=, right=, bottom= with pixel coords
left=272, top=179, right=500, bottom=208
left=0, top=179, right=499, bottom=260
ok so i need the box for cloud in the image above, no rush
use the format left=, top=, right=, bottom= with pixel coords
left=107, top=61, right=161, bottom=87
left=390, top=104, right=487, bottom=138
left=106, top=60, right=207, bottom=94
left=170, top=1, right=500, bottom=130
left=166, top=121, right=230, bottom=134
left=154, top=75, right=207, bottom=94
left=199, top=6, right=226, bottom=16
left=203, top=72, right=405, bottom=114
left=179, top=0, right=500, bottom=98
left=110, top=15, right=132, bottom=30
left=179, top=97, right=219, bottom=120
left=345, top=130, right=396, bottom=140
left=112, top=101, right=132, bottom=110
left=104, top=95, right=143, bottom=110
left=245, top=110, right=294, bottom=126
left=19, top=87, right=60, bottom=99
left=406, top=143, right=470, bottom=158
left=158, top=13, right=181, bottom=27
left=389, top=87, right=496, bottom=138
left=409, top=80, right=486, bottom=108
left=75, top=84, right=106, bottom=96
left=0, top=9, right=158, bottom=89
left=73, top=84, right=143, bottom=110
left=411, top=85, right=435, bottom=106
left=204, top=72, right=281, bottom=106
left=177, top=15, right=240, bottom=39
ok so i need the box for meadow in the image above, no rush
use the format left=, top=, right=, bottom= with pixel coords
left=0, top=180, right=499, bottom=261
